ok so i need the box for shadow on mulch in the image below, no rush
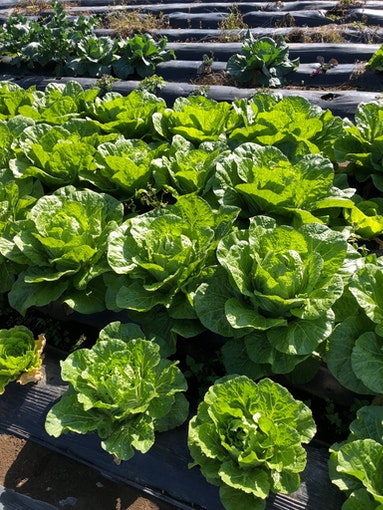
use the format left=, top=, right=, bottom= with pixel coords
left=0, top=434, right=179, bottom=510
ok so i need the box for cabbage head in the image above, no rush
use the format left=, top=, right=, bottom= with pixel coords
left=188, top=375, right=316, bottom=510
left=195, top=215, right=353, bottom=377
left=0, top=325, right=45, bottom=394
left=45, top=322, right=189, bottom=462
left=0, top=185, right=124, bottom=315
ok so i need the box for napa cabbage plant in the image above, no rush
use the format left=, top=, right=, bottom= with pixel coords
left=229, top=94, right=344, bottom=161
left=334, top=101, right=383, bottom=192
left=213, top=142, right=355, bottom=225
left=81, top=136, right=167, bottom=199
left=188, top=375, right=316, bottom=510
left=0, top=325, right=46, bottom=395
left=106, top=194, right=239, bottom=338
left=194, top=215, right=355, bottom=378
left=329, top=405, right=383, bottom=509
left=45, top=321, right=189, bottom=462
left=9, top=123, right=98, bottom=189
left=151, top=135, right=229, bottom=197
left=0, top=185, right=124, bottom=315
left=83, top=89, right=166, bottom=140
left=152, top=95, right=236, bottom=144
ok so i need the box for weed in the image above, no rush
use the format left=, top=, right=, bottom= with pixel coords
left=13, top=0, right=53, bottom=15
left=325, top=397, right=370, bottom=438
left=274, top=12, right=296, bottom=28
left=184, top=353, right=223, bottom=400
left=189, top=84, right=211, bottom=97
left=95, top=74, right=119, bottom=96
left=217, top=5, right=248, bottom=42
left=311, top=56, right=339, bottom=77
left=285, top=26, right=347, bottom=44
left=13, top=0, right=77, bottom=15
left=124, top=183, right=172, bottom=216
left=137, top=74, right=167, bottom=94
left=326, top=0, right=366, bottom=23
left=197, top=53, right=214, bottom=75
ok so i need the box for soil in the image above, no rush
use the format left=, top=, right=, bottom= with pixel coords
left=0, top=433, right=180, bottom=510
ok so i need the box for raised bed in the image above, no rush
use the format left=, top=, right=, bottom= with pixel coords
left=0, top=343, right=346, bottom=510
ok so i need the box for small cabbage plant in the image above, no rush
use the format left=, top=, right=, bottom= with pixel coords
left=45, top=321, right=189, bottom=462
left=329, top=405, right=383, bottom=509
left=0, top=325, right=46, bottom=394
left=226, top=32, right=299, bottom=87
left=188, top=375, right=316, bottom=510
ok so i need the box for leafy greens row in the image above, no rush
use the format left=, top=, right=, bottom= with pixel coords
left=1, top=79, right=383, bottom=509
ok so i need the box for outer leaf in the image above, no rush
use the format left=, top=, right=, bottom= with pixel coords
left=349, top=262, right=383, bottom=336
left=352, top=331, right=383, bottom=394
left=349, top=406, right=383, bottom=443
left=336, top=439, right=383, bottom=504
left=219, top=485, right=266, bottom=510
left=327, top=315, right=374, bottom=394
left=101, top=414, right=155, bottom=461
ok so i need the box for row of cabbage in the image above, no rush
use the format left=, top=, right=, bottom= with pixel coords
left=1, top=79, right=383, bottom=509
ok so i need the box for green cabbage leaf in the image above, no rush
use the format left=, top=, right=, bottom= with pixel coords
left=334, top=101, right=383, bottom=192
left=152, top=95, right=236, bottom=143
left=229, top=94, right=344, bottom=161
left=213, top=142, right=355, bottom=225
left=81, top=137, right=166, bottom=198
left=83, top=89, right=166, bottom=140
left=327, top=258, right=383, bottom=394
left=152, top=135, right=228, bottom=196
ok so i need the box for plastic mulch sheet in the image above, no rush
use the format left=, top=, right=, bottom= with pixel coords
left=0, top=350, right=345, bottom=510
left=0, top=485, right=58, bottom=510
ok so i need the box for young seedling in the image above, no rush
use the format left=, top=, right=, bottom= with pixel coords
left=311, top=55, right=339, bottom=76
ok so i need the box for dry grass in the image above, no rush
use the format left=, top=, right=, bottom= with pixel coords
left=104, top=9, right=169, bottom=38
left=192, top=70, right=237, bottom=87
left=326, top=0, right=367, bottom=22
left=13, top=0, right=76, bottom=15
left=285, top=26, right=347, bottom=43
